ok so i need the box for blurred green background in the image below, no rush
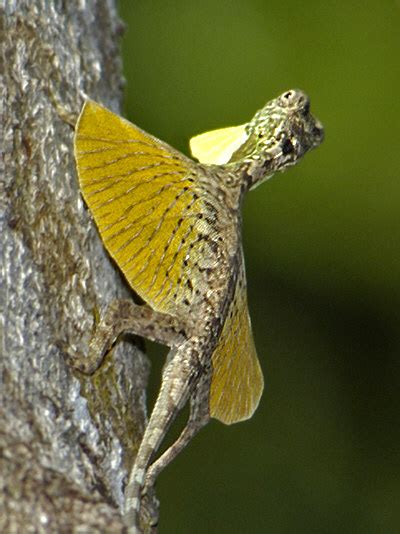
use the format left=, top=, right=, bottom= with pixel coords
left=118, top=2, right=400, bottom=532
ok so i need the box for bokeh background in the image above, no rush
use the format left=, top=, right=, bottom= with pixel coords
left=118, top=2, right=400, bottom=532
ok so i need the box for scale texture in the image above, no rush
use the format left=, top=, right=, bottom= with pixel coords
left=74, top=91, right=324, bottom=532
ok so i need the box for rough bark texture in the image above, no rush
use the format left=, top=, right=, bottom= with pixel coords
left=1, top=1, right=153, bottom=531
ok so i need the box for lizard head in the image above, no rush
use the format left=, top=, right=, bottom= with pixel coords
left=229, top=89, right=324, bottom=190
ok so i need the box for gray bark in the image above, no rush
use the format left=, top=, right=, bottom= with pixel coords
left=1, top=1, right=153, bottom=531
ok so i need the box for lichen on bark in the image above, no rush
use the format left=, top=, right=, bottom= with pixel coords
left=0, top=1, right=155, bottom=531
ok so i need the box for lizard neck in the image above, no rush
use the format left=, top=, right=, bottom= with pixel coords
left=227, top=158, right=275, bottom=196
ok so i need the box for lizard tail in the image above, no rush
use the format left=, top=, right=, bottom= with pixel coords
left=123, top=342, right=199, bottom=531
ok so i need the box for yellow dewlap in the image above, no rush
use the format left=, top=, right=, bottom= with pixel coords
left=190, top=124, right=248, bottom=165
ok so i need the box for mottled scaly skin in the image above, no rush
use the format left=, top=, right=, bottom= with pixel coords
left=73, top=89, right=323, bottom=532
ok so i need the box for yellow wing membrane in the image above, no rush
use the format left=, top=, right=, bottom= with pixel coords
left=190, top=124, right=248, bottom=165
left=74, top=100, right=206, bottom=315
left=209, top=270, right=264, bottom=424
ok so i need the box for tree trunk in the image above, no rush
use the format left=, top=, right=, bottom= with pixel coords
left=1, top=1, right=153, bottom=531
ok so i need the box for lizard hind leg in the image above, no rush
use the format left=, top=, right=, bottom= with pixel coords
left=67, top=298, right=188, bottom=375
left=124, top=339, right=204, bottom=533
left=144, top=372, right=211, bottom=493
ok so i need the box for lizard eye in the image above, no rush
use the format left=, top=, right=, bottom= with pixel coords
left=281, top=138, right=294, bottom=155
left=301, top=100, right=310, bottom=116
